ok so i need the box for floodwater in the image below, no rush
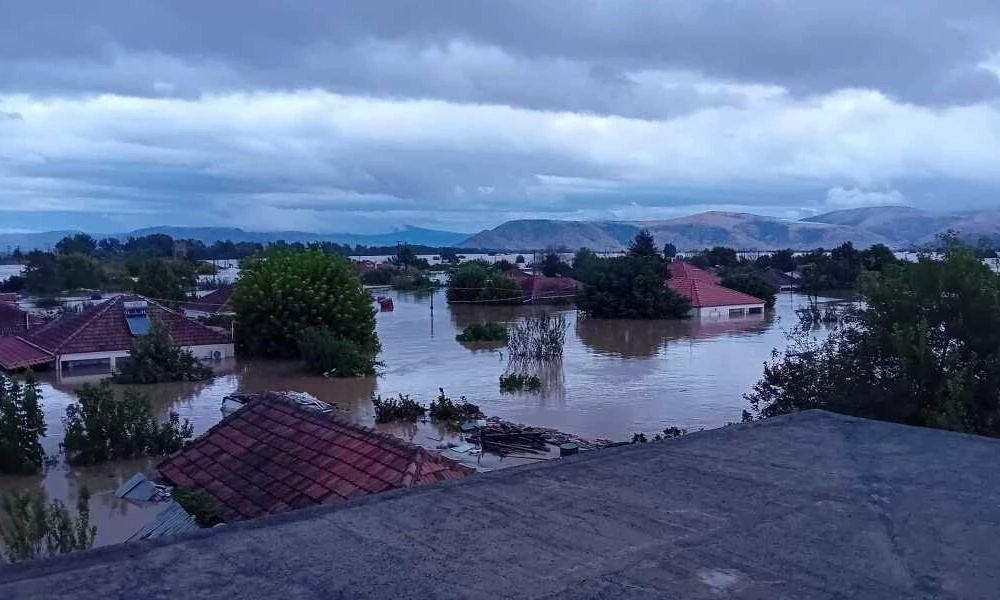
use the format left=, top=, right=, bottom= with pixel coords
left=0, top=288, right=838, bottom=547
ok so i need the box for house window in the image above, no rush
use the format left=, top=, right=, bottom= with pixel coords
left=728, top=308, right=745, bottom=318
left=747, top=306, right=763, bottom=315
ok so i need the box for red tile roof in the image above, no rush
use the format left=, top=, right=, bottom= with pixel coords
left=0, top=302, right=44, bottom=338
left=668, top=261, right=721, bottom=284
left=0, top=337, right=54, bottom=370
left=182, top=285, right=234, bottom=314
left=668, top=277, right=765, bottom=308
left=508, top=273, right=581, bottom=303
left=24, top=295, right=231, bottom=355
left=157, top=393, right=474, bottom=521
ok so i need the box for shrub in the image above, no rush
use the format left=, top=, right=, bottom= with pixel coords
left=499, top=373, right=542, bottom=393
left=390, top=273, right=436, bottom=291
left=428, top=388, right=481, bottom=422
left=62, top=383, right=193, bottom=466
left=446, top=262, right=522, bottom=304
left=507, top=314, right=568, bottom=361
left=361, top=269, right=393, bottom=286
left=0, top=488, right=96, bottom=564
left=171, top=487, right=223, bottom=527
left=298, top=326, right=379, bottom=377
left=372, top=394, right=426, bottom=423
left=0, top=372, right=46, bottom=475
left=720, top=271, right=776, bottom=309
left=112, top=322, right=213, bottom=384
left=233, top=248, right=380, bottom=359
left=455, top=322, right=508, bottom=343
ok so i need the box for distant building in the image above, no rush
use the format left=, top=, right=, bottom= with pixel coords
left=504, top=271, right=583, bottom=304
left=668, top=262, right=766, bottom=319
left=0, top=301, right=44, bottom=338
left=157, top=392, right=474, bottom=522
left=0, top=295, right=234, bottom=375
left=182, top=284, right=235, bottom=318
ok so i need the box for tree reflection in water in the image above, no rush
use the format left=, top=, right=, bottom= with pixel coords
left=576, top=314, right=772, bottom=358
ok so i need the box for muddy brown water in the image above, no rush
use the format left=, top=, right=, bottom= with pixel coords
left=0, top=289, right=838, bottom=547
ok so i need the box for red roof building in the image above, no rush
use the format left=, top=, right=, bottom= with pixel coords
left=0, top=295, right=234, bottom=374
left=667, top=261, right=765, bottom=319
left=182, top=285, right=234, bottom=316
left=157, top=393, right=474, bottom=521
left=0, top=301, right=44, bottom=338
left=504, top=271, right=582, bottom=304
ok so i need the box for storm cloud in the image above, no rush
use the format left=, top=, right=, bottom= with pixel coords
left=1, top=0, right=999, bottom=232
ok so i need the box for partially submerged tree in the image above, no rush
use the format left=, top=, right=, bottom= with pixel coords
left=112, top=322, right=213, bottom=384
left=720, top=270, right=777, bottom=309
left=298, top=325, right=379, bottom=377
left=746, top=241, right=1000, bottom=437
left=446, top=261, right=522, bottom=304
left=62, top=383, right=193, bottom=466
left=0, top=372, right=46, bottom=475
left=233, top=248, right=380, bottom=360
left=0, top=488, right=96, bottom=564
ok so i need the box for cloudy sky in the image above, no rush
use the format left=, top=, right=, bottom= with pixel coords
left=2, top=1, right=1000, bottom=234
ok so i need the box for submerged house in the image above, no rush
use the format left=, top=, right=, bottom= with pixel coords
left=505, top=270, right=583, bottom=304
left=157, top=392, right=473, bottom=522
left=668, top=262, right=766, bottom=319
left=182, top=284, right=235, bottom=318
left=0, top=295, right=234, bottom=375
left=0, top=301, right=44, bottom=338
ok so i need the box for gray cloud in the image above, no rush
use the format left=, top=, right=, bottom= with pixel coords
left=2, top=1, right=999, bottom=112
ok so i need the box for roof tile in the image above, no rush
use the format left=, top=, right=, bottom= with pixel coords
left=157, top=392, right=473, bottom=522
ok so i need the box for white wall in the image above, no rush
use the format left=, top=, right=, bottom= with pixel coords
left=182, top=343, right=236, bottom=361
left=694, top=303, right=766, bottom=320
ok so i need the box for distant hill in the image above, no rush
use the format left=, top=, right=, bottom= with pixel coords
left=459, top=207, right=1000, bottom=251
left=0, top=225, right=469, bottom=251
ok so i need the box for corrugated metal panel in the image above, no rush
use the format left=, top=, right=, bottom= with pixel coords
left=128, top=501, right=199, bottom=541
left=115, top=472, right=160, bottom=501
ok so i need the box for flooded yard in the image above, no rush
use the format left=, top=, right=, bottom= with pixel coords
left=0, top=288, right=839, bottom=546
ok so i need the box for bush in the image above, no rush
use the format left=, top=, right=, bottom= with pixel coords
left=428, top=388, right=481, bottom=422
left=198, top=313, right=234, bottom=329
left=390, top=273, right=436, bottom=291
left=507, top=314, right=568, bottom=361
left=499, top=373, right=542, bottom=393
left=171, top=487, right=223, bottom=527
left=233, top=248, right=380, bottom=359
left=298, top=326, right=378, bottom=377
left=372, top=394, right=426, bottom=423
left=446, top=262, right=522, bottom=304
left=455, top=322, right=508, bottom=343
left=361, top=269, right=393, bottom=286
left=0, top=488, right=95, bottom=564
left=112, top=322, right=213, bottom=384
left=62, top=383, right=193, bottom=466
left=0, top=372, right=46, bottom=475
left=745, top=242, right=1000, bottom=437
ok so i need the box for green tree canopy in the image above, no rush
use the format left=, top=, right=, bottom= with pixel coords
left=720, top=271, right=777, bottom=309
left=232, top=248, right=380, bottom=359
left=112, top=323, right=213, bottom=384
left=446, top=261, right=522, bottom=304
left=55, top=234, right=97, bottom=256
left=0, top=372, right=46, bottom=475
left=662, top=242, right=677, bottom=259
left=746, top=242, right=1000, bottom=437
left=133, top=259, right=195, bottom=306
left=577, top=254, right=690, bottom=319
left=628, top=229, right=659, bottom=259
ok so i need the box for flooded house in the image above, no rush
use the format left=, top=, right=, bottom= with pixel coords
left=668, top=262, right=766, bottom=319
left=157, top=392, right=473, bottom=521
left=182, top=284, right=235, bottom=318
left=0, top=294, right=234, bottom=376
left=0, top=297, right=44, bottom=338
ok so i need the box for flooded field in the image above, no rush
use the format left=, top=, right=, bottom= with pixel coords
left=0, top=288, right=838, bottom=546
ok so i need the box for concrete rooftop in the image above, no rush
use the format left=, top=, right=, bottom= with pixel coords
left=2, top=410, right=999, bottom=599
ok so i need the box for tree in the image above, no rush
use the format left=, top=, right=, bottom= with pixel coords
left=446, top=262, right=522, bottom=304
left=703, top=246, right=739, bottom=268
left=97, top=238, right=123, bottom=256
left=515, top=255, right=526, bottom=264
left=745, top=242, right=1000, bottom=437
left=56, top=253, right=104, bottom=290
left=112, top=323, right=213, bottom=384
left=662, top=242, right=677, bottom=260
left=720, top=271, right=777, bottom=309
left=0, top=488, right=96, bottom=563
left=298, top=326, right=379, bottom=377
left=55, top=234, right=97, bottom=256
left=577, top=255, right=690, bottom=319
left=770, top=249, right=795, bottom=273
left=0, top=372, right=46, bottom=475
left=394, top=243, right=418, bottom=269
left=540, top=251, right=570, bottom=277
left=232, top=248, right=380, bottom=359
left=628, top=229, right=659, bottom=259
left=22, top=251, right=60, bottom=295
left=62, top=383, right=193, bottom=466
left=133, top=259, right=194, bottom=307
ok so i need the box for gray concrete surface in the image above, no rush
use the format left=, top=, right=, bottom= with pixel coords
left=2, top=410, right=999, bottom=599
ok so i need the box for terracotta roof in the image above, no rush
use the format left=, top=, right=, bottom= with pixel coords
left=668, top=277, right=765, bottom=308
left=157, top=393, right=474, bottom=522
left=0, top=303, right=44, bottom=338
left=668, top=261, right=721, bottom=284
left=24, top=295, right=231, bottom=355
left=0, top=337, right=54, bottom=370
left=182, top=285, right=234, bottom=314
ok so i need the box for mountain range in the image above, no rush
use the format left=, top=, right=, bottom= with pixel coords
left=0, top=206, right=997, bottom=252
left=459, top=206, right=1000, bottom=251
